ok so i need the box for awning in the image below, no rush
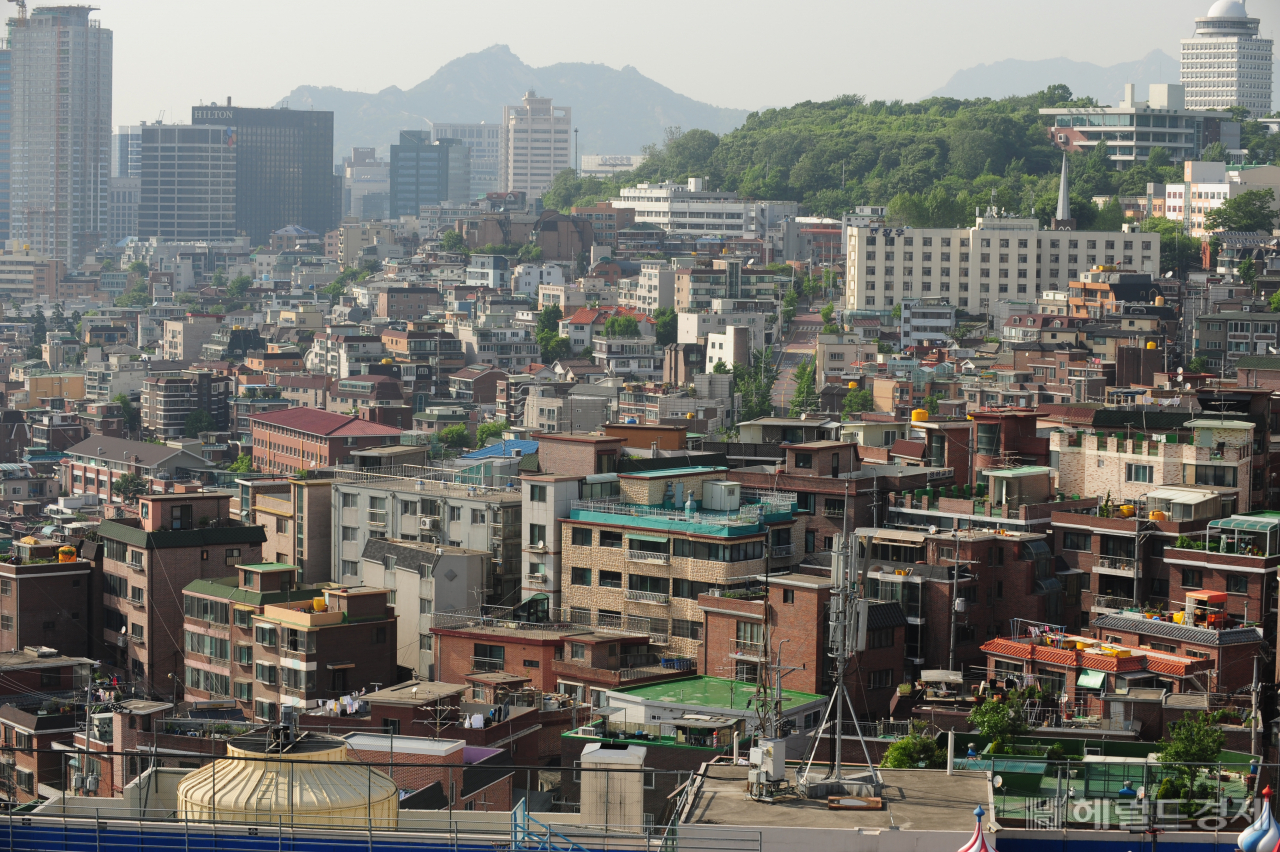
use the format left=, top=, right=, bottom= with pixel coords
left=1209, top=517, right=1280, bottom=533
left=627, top=533, right=670, bottom=544
left=326, top=662, right=355, bottom=670
left=1148, top=489, right=1219, bottom=506
left=873, top=530, right=927, bottom=544
left=1077, top=670, right=1106, bottom=690
left=920, top=670, right=963, bottom=684
left=592, top=705, right=623, bottom=717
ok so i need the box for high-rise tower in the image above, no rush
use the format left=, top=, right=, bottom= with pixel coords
left=10, top=6, right=112, bottom=268
left=1181, top=0, right=1273, bottom=116
left=500, top=91, right=571, bottom=198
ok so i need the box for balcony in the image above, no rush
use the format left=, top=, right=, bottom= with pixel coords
left=470, top=656, right=504, bottom=673
left=732, top=640, right=765, bottom=659
left=770, top=544, right=794, bottom=559
left=1094, top=556, right=1137, bottom=575
left=626, top=549, right=669, bottom=565
left=624, top=589, right=670, bottom=605
left=525, top=573, right=547, bottom=585
left=1092, top=594, right=1135, bottom=611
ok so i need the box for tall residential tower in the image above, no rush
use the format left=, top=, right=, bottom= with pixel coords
left=1181, top=0, right=1273, bottom=116
left=10, top=6, right=112, bottom=268
left=500, top=91, right=571, bottom=198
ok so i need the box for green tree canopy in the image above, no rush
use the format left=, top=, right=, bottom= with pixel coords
left=968, top=694, right=1029, bottom=743
left=842, top=388, right=874, bottom=415
left=881, top=728, right=947, bottom=769
left=476, top=420, right=508, bottom=446
left=184, top=409, right=216, bottom=438
left=439, top=230, right=467, bottom=253
left=536, top=304, right=563, bottom=335
left=922, top=393, right=942, bottom=416
left=1201, top=141, right=1228, bottom=163
left=1205, top=188, right=1277, bottom=233
left=439, top=423, right=473, bottom=449
left=111, top=472, right=148, bottom=503
left=113, top=393, right=141, bottom=435
left=537, top=330, right=573, bottom=364
left=227, top=453, right=253, bottom=473
left=712, top=360, right=730, bottom=374
left=733, top=348, right=779, bottom=420
left=227, top=275, right=252, bottom=300
left=1158, top=712, right=1225, bottom=794
left=603, top=315, right=640, bottom=338
left=652, top=307, right=678, bottom=347
left=789, top=357, right=818, bottom=416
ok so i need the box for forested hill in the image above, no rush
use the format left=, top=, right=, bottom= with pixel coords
left=543, top=85, right=1273, bottom=231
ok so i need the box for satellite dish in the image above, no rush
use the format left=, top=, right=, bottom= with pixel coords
left=993, top=775, right=1003, bottom=789
left=538, top=540, right=545, bottom=548
left=1177, top=366, right=1183, bottom=374
left=929, top=525, right=939, bottom=535
left=1185, top=383, right=1192, bottom=390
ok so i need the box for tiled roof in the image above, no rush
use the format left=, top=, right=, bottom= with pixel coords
left=249, top=407, right=401, bottom=437
left=1090, top=614, right=1263, bottom=647
left=1234, top=355, right=1280, bottom=371
left=889, top=439, right=926, bottom=459
left=1034, top=404, right=1102, bottom=424
left=65, top=436, right=188, bottom=467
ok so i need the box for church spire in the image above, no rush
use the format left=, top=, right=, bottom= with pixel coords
left=1056, top=153, right=1071, bottom=221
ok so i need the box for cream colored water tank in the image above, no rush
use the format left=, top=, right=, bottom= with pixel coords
left=176, top=729, right=398, bottom=828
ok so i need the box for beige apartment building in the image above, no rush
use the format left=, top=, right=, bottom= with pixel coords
left=845, top=218, right=1160, bottom=318
left=0, top=249, right=63, bottom=302
left=1049, top=419, right=1254, bottom=511
left=334, top=222, right=398, bottom=269
left=501, top=91, right=572, bottom=198
left=163, top=314, right=223, bottom=362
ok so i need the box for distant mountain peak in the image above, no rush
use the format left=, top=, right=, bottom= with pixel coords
left=931, top=49, right=1182, bottom=106
left=277, top=45, right=749, bottom=160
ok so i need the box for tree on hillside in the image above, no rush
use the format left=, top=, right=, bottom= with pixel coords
left=184, top=409, right=216, bottom=438
left=652, top=307, right=677, bottom=347
left=32, top=306, right=46, bottom=346
left=789, top=358, right=818, bottom=416
left=439, top=230, right=467, bottom=253
left=843, top=388, right=874, bottom=415
left=536, top=305, right=563, bottom=335
left=227, top=453, right=253, bottom=473
left=111, top=473, right=148, bottom=504
left=734, top=347, right=779, bottom=421
left=1205, top=189, right=1277, bottom=234
left=476, top=420, right=508, bottom=446
left=603, top=315, right=640, bottom=338
left=1239, top=256, right=1259, bottom=298
left=439, top=423, right=472, bottom=449
left=1142, top=217, right=1201, bottom=278
left=113, top=393, right=140, bottom=437
left=227, top=275, right=252, bottom=300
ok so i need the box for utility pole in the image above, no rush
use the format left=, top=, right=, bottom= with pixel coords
left=949, top=526, right=960, bottom=673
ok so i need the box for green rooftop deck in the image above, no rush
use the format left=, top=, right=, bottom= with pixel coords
left=612, top=675, right=823, bottom=710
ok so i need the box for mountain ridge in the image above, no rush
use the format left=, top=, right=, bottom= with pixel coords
left=930, top=49, right=1182, bottom=106
left=275, top=45, right=751, bottom=161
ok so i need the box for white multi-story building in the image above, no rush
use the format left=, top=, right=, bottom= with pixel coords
left=613, top=178, right=799, bottom=240
left=113, top=125, right=142, bottom=179
left=500, top=92, right=571, bottom=198
left=901, top=301, right=957, bottom=348
left=617, top=260, right=675, bottom=315
left=845, top=218, right=1161, bottom=317
left=10, top=6, right=112, bottom=269
left=580, top=154, right=647, bottom=178
left=676, top=304, right=778, bottom=351
left=430, top=121, right=502, bottom=197
left=511, top=262, right=565, bottom=300
left=1181, top=0, right=1273, bottom=117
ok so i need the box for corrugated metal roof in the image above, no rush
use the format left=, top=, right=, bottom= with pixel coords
left=460, top=440, right=539, bottom=460
left=1090, top=613, right=1263, bottom=647
left=867, top=602, right=907, bottom=631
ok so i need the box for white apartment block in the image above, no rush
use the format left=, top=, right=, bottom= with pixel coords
left=901, top=301, right=957, bottom=348
left=430, top=122, right=502, bottom=197
left=511, top=262, right=565, bottom=300
left=617, top=261, right=675, bottom=315
left=845, top=218, right=1161, bottom=316
left=1181, top=0, right=1273, bottom=116
left=677, top=304, right=778, bottom=351
left=500, top=92, right=571, bottom=198
left=613, top=178, right=799, bottom=240
left=1161, top=161, right=1244, bottom=238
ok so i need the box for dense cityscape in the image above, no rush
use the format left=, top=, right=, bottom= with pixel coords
left=1, top=1, right=1280, bottom=851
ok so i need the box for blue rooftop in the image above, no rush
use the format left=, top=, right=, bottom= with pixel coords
left=461, top=440, right=539, bottom=460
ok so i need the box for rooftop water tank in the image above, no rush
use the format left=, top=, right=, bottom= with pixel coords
left=175, top=729, right=398, bottom=828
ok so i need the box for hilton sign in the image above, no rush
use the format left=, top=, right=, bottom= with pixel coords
left=192, top=108, right=234, bottom=122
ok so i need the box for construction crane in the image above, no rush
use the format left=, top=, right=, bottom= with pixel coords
left=8, top=0, right=26, bottom=22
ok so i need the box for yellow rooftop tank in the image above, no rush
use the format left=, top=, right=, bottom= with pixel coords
left=176, top=729, right=397, bottom=828
left=911, top=409, right=929, bottom=422
left=1146, top=341, right=1157, bottom=350
left=1155, top=295, right=1165, bottom=307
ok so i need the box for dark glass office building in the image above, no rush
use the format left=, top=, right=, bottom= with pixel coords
left=190, top=105, right=338, bottom=245
left=389, top=131, right=470, bottom=218
left=138, top=125, right=237, bottom=241
left=0, top=47, right=10, bottom=242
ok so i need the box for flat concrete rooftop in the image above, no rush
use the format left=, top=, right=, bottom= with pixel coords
left=685, top=764, right=991, bottom=832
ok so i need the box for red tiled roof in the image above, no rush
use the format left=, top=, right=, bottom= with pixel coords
left=564, top=306, right=655, bottom=326
left=889, top=439, right=926, bottom=459
left=249, top=407, right=401, bottom=437
left=1035, top=403, right=1102, bottom=424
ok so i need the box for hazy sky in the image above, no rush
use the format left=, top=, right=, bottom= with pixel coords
left=97, top=0, right=1273, bottom=127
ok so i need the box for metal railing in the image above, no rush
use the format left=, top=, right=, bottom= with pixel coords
left=626, top=549, right=670, bottom=564
left=1092, top=594, right=1135, bottom=610
left=1095, top=556, right=1136, bottom=574
left=524, top=573, right=547, bottom=584
left=469, top=656, right=504, bottom=673
left=572, top=490, right=795, bottom=526
left=624, top=589, right=670, bottom=605
left=770, top=544, right=794, bottom=558
left=733, top=640, right=764, bottom=658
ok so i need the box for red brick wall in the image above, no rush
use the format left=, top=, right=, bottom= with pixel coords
left=433, top=629, right=561, bottom=692
left=0, top=560, right=95, bottom=657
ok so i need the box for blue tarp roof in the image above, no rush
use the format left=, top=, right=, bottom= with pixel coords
left=460, top=440, right=539, bottom=460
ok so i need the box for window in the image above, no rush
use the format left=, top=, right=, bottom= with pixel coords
left=254, top=625, right=278, bottom=647
left=104, top=574, right=128, bottom=597
left=794, top=452, right=813, bottom=469
left=1187, top=465, right=1236, bottom=487
left=129, top=550, right=143, bottom=568
left=225, top=548, right=242, bottom=566
left=868, top=629, right=895, bottom=649
left=341, top=526, right=358, bottom=542
left=448, top=506, right=462, bottom=522
left=1126, top=463, right=1153, bottom=483
left=672, top=619, right=702, bottom=640
left=1181, top=568, right=1203, bottom=589
left=242, top=571, right=255, bottom=589
left=254, top=700, right=276, bottom=722
left=867, top=670, right=894, bottom=689
left=1151, top=641, right=1178, bottom=654
left=571, top=528, right=591, bottom=547
left=1063, top=531, right=1091, bottom=552
left=373, top=626, right=387, bottom=644
left=529, top=484, right=547, bottom=502
left=234, top=681, right=252, bottom=701
left=529, top=524, right=546, bottom=546
left=599, top=571, right=622, bottom=588
left=104, top=539, right=127, bottom=562
left=235, top=644, right=252, bottom=664
left=1227, top=574, right=1249, bottom=594
left=183, top=596, right=230, bottom=625
left=341, top=492, right=357, bottom=508
left=570, top=642, right=586, bottom=660
left=0, top=580, right=9, bottom=597
left=783, top=589, right=794, bottom=604
left=255, top=663, right=277, bottom=685
left=131, top=623, right=144, bottom=641
left=275, top=518, right=289, bottom=534
left=571, top=567, right=591, bottom=586
left=0, top=615, right=11, bottom=632
left=600, top=531, right=623, bottom=548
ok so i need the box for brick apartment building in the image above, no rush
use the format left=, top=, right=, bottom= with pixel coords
left=0, top=548, right=96, bottom=658
left=140, top=371, right=234, bottom=440
left=238, top=476, right=333, bottom=584
left=249, top=407, right=401, bottom=474
left=0, top=648, right=94, bottom=804
left=62, top=436, right=220, bottom=502
left=343, top=733, right=513, bottom=812
left=374, top=287, right=439, bottom=322
left=97, top=492, right=265, bottom=691
left=163, top=314, right=224, bottom=362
